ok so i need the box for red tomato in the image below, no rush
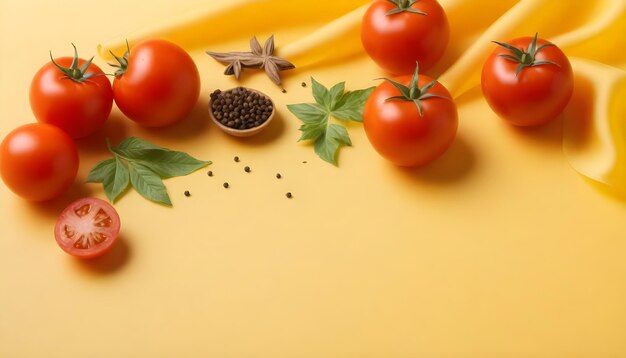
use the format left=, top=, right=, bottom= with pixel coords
left=55, top=197, right=121, bottom=259
left=111, top=39, right=201, bottom=127
left=481, top=34, right=574, bottom=126
left=361, top=0, right=449, bottom=75
left=363, top=67, right=458, bottom=167
left=30, top=47, right=113, bottom=138
left=0, top=123, right=79, bottom=201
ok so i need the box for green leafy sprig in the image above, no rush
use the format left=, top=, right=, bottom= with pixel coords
left=287, top=78, right=375, bottom=166
left=87, top=137, right=211, bottom=207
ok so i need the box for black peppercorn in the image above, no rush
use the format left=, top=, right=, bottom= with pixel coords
left=184, top=190, right=191, bottom=197
left=223, top=182, right=229, bottom=188
left=286, top=192, right=293, bottom=199
left=301, top=82, right=307, bottom=87
left=244, top=166, right=251, bottom=173
left=210, top=87, right=273, bottom=130
left=276, top=173, right=282, bottom=179
left=234, top=156, right=240, bottom=162
left=207, top=171, right=213, bottom=177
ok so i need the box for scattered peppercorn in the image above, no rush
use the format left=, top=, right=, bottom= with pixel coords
left=286, top=192, right=293, bottom=199
left=184, top=190, right=191, bottom=197
left=301, top=82, right=307, bottom=87
left=234, top=156, right=240, bottom=162
left=281, top=88, right=287, bottom=93
left=223, top=182, right=229, bottom=188
left=302, top=161, right=308, bottom=164
left=276, top=173, right=282, bottom=179
left=210, top=87, right=273, bottom=130
left=244, top=166, right=251, bottom=173
left=207, top=171, right=213, bottom=177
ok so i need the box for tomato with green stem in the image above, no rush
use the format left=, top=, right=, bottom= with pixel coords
left=55, top=197, right=121, bottom=259
left=363, top=63, right=458, bottom=167
left=109, top=39, right=201, bottom=127
left=481, top=33, right=574, bottom=127
left=361, top=0, right=449, bottom=75
left=0, top=123, right=79, bottom=201
left=30, top=44, right=113, bottom=139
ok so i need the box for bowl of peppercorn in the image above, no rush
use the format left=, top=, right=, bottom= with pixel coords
left=208, top=87, right=275, bottom=137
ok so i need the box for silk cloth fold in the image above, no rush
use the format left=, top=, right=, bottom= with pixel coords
left=99, top=0, right=626, bottom=194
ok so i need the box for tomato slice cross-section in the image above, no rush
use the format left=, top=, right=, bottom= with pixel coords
left=54, top=197, right=121, bottom=259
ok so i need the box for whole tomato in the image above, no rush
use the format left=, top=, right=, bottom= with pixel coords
left=110, top=39, right=201, bottom=127
left=0, top=123, right=79, bottom=201
left=30, top=44, right=113, bottom=139
left=363, top=63, right=458, bottom=167
left=481, top=33, right=574, bottom=126
left=361, top=0, right=449, bottom=75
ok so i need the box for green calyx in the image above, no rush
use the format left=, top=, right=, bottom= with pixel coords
left=385, top=0, right=427, bottom=15
left=49, top=44, right=97, bottom=83
left=108, top=40, right=130, bottom=76
left=378, top=62, right=446, bottom=117
left=493, top=32, right=560, bottom=76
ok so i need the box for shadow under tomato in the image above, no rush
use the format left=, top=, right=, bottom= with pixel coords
left=135, top=96, right=211, bottom=140
left=502, top=112, right=565, bottom=148
left=74, top=112, right=129, bottom=155
left=72, top=235, right=131, bottom=274
left=25, top=179, right=95, bottom=219
left=393, top=134, right=476, bottom=184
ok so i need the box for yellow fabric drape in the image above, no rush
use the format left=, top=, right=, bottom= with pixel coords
left=99, top=0, right=626, bottom=194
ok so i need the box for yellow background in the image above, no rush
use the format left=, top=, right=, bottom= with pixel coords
left=1, top=0, right=625, bottom=357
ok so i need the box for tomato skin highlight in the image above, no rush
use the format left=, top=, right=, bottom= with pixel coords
left=361, top=0, right=449, bottom=75
left=363, top=74, right=458, bottom=167
left=30, top=57, right=113, bottom=139
left=0, top=123, right=79, bottom=201
left=481, top=36, right=574, bottom=127
left=55, top=197, right=121, bottom=259
left=113, top=39, right=201, bottom=127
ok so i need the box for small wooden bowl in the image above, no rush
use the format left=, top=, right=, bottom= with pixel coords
left=208, top=87, right=275, bottom=137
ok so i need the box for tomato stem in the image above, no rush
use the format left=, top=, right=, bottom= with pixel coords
left=493, top=33, right=560, bottom=76
left=49, top=43, right=98, bottom=83
left=377, top=62, right=447, bottom=117
left=107, top=40, right=131, bottom=77
left=385, top=0, right=427, bottom=16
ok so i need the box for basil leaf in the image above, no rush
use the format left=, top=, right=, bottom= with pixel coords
left=106, top=158, right=130, bottom=202
left=87, top=137, right=210, bottom=206
left=332, top=87, right=376, bottom=122
left=314, top=124, right=352, bottom=166
left=86, top=158, right=116, bottom=183
left=311, top=78, right=331, bottom=109
left=116, top=137, right=166, bottom=152
left=288, top=78, right=373, bottom=165
left=129, top=163, right=172, bottom=207
left=286, top=103, right=327, bottom=124
left=135, top=150, right=212, bottom=178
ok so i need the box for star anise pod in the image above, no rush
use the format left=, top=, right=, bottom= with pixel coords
left=207, top=35, right=295, bottom=87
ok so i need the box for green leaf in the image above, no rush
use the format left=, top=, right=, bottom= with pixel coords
left=329, top=82, right=346, bottom=110
left=134, top=150, right=212, bottom=178
left=331, top=87, right=375, bottom=122
left=87, top=137, right=210, bottom=207
left=298, top=115, right=329, bottom=141
left=105, top=158, right=130, bottom=202
left=287, top=103, right=327, bottom=124
left=288, top=78, right=373, bottom=166
left=129, top=163, right=172, bottom=207
left=311, top=78, right=332, bottom=109
left=314, top=124, right=352, bottom=166
left=86, top=158, right=116, bottom=183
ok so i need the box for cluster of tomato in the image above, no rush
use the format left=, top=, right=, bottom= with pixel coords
left=359, top=0, right=574, bottom=167
left=0, top=39, right=201, bottom=258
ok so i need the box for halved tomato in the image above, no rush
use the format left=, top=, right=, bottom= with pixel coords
left=54, top=197, right=120, bottom=259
